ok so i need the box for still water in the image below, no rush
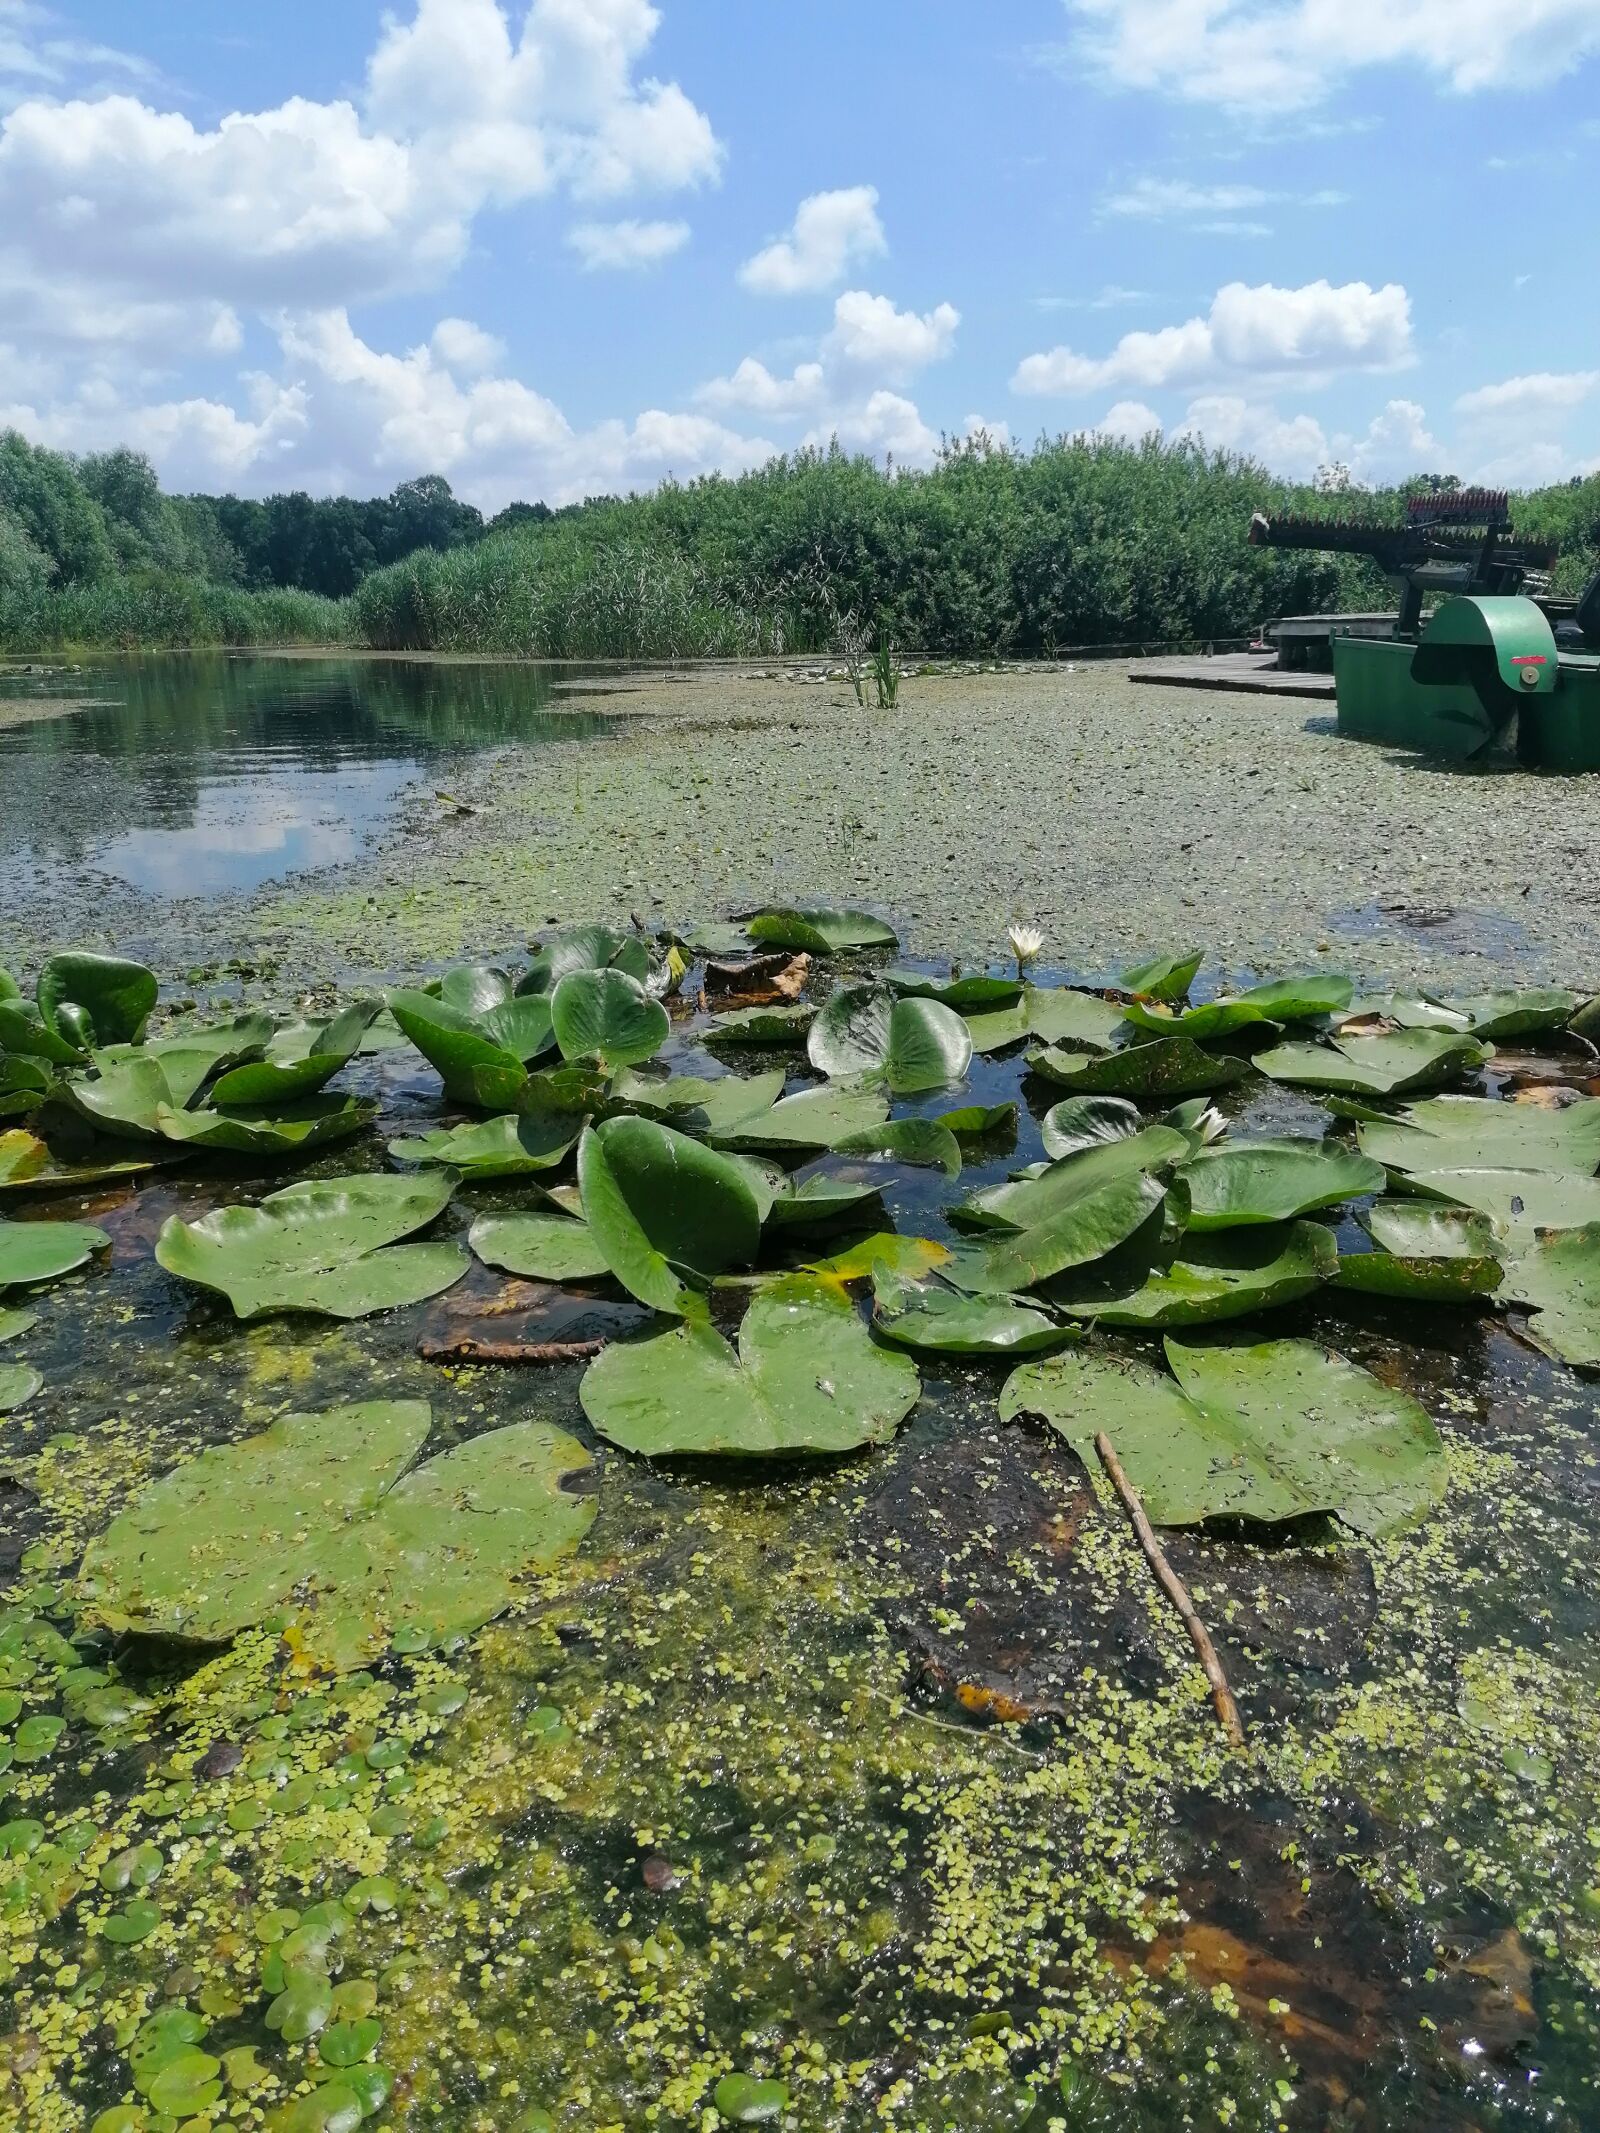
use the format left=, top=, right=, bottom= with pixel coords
left=0, top=653, right=616, bottom=900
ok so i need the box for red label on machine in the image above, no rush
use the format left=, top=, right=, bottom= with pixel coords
left=1511, top=654, right=1548, bottom=665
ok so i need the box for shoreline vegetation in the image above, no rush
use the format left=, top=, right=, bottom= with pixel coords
left=5, top=425, right=1600, bottom=663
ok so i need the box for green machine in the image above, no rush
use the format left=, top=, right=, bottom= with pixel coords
left=1249, top=490, right=1600, bottom=770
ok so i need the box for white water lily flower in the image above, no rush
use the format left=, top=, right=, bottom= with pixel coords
left=1007, top=924, right=1044, bottom=976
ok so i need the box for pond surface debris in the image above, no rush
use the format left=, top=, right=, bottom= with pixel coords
left=0, top=922, right=1597, bottom=2132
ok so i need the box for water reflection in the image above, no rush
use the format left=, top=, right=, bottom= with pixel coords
left=0, top=653, right=615, bottom=899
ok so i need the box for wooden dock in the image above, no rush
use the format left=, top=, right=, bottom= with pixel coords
left=1127, top=652, right=1336, bottom=700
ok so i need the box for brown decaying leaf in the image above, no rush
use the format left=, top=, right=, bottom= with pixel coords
left=703, top=952, right=811, bottom=1005
left=418, top=1334, right=607, bottom=1365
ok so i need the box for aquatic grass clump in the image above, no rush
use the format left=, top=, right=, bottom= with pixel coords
left=0, top=574, right=350, bottom=653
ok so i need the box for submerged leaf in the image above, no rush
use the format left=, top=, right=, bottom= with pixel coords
left=807, top=985, right=972, bottom=1093
left=78, top=1402, right=595, bottom=1669
left=578, top=1117, right=762, bottom=1314
left=155, top=1172, right=466, bottom=1320
left=580, top=1275, right=919, bottom=1456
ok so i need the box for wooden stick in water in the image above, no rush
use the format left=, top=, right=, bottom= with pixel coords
left=1094, top=1430, right=1247, bottom=1754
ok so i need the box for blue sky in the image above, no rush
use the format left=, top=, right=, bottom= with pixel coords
left=2, top=0, right=1599, bottom=508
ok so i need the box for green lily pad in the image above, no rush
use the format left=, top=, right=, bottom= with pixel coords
left=948, top=1165, right=1168, bottom=1297
left=871, top=1270, right=1076, bottom=1356
left=886, top=971, right=1022, bottom=1010
left=387, top=989, right=540, bottom=1109
left=387, top=1112, right=581, bottom=1178
left=709, top=1081, right=891, bottom=1153
left=956, top=1126, right=1186, bottom=1233
left=0, top=1056, right=53, bottom=1118
left=578, top=1116, right=763, bottom=1314
left=1002, top=1332, right=1446, bottom=1535
left=1364, top=1199, right=1503, bottom=1259
left=807, top=984, right=972, bottom=1093
left=1029, top=1037, right=1248, bottom=1097
left=520, top=924, right=650, bottom=995
left=713, top=2072, right=791, bottom=2124
left=743, top=905, right=897, bottom=954
left=580, top=1275, right=919, bottom=1457
left=1445, top=989, right=1580, bottom=1039
left=1236, top=973, right=1355, bottom=1020
left=1500, top=1222, right=1600, bottom=1368
left=763, top=1174, right=883, bottom=1229
left=0, top=1306, right=37, bottom=1342
left=208, top=1001, right=380, bottom=1107
left=78, top=1401, right=595, bottom=1670
left=806, top=1234, right=953, bottom=1282
left=613, top=1069, right=787, bottom=1136
left=1178, top=1139, right=1386, bottom=1229
left=101, top=1897, right=162, bottom=1943
left=1021, top=986, right=1129, bottom=1051
left=1255, top=1029, right=1491, bottom=1096
left=1357, top=1094, right=1600, bottom=1176
left=0, top=1127, right=159, bottom=1193
left=0, top=1130, right=48, bottom=1186
left=1039, top=1096, right=1143, bottom=1160
left=1334, top=1197, right=1504, bottom=1304
left=1121, top=997, right=1278, bottom=1042
left=155, top=1095, right=377, bottom=1158
left=1057, top=1220, right=1338, bottom=1326
left=142, top=2048, right=223, bottom=2116
left=0, top=1217, right=109, bottom=1289
left=550, top=968, right=669, bottom=1070
left=831, top=1119, right=964, bottom=1176
left=1406, top=1166, right=1600, bottom=1240
left=937, top=1101, right=1018, bottom=1142
left=37, top=952, right=157, bottom=1046
left=0, top=1363, right=42, bottom=1412
left=703, top=1003, right=817, bottom=1045
left=1340, top=991, right=1472, bottom=1033
left=468, top=1211, right=612, bottom=1282
left=155, top=1171, right=467, bottom=1320
left=1121, top=948, right=1204, bottom=1002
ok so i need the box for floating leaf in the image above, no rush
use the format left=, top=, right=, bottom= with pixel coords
left=1002, top=1333, right=1446, bottom=1535
left=1039, top=1095, right=1143, bottom=1160
left=1178, top=1138, right=1386, bottom=1229
left=386, top=990, right=534, bottom=1109
left=155, top=1095, right=377, bottom=1158
left=1058, top=1221, right=1337, bottom=1326
left=1502, top=1224, right=1600, bottom=1368
left=743, top=905, right=897, bottom=954
left=1406, top=1166, right=1600, bottom=1240
left=0, top=1131, right=46, bottom=1186
left=1255, top=1029, right=1491, bottom=1096
left=1121, top=948, right=1204, bottom=1002
left=1121, top=997, right=1278, bottom=1042
left=78, top=1401, right=595, bottom=1670
left=0, top=1217, right=109, bottom=1289
left=613, top=1069, right=787, bottom=1136
left=0, top=1364, right=41, bottom=1412
left=1021, top=986, right=1129, bottom=1051
left=209, top=1001, right=380, bottom=1107
left=550, top=968, right=668, bottom=1070
left=763, top=1174, right=883, bottom=1230
left=580, top=1276, right=919, bottom=1456
left=807, top=984, right=972, bottom=1093
left=0, top=1056, right=52, bottom=1118
left=578, top=1117, right=762, bottom=1314
left=0, top=1306, right=37, bottom=1342
left=520, top=924, right=649, bottom=996
left=0, top=1129, right=158, bottom=1193
left=709, top=1081, right=891, bottom=1153
left=1236, top=973, right=1355, bottom=1021
left=468, top=1211, right=612, bottom=1282
left=1336, top=1199, right=1506, bottom=1300
left=1446, top=989, right=1580, bottom=1039
left=871, top=1270, right=1076, bottom=1356
left=1029, top=1037, right=1248, bottom=1097
left=155, top=1172, right=466, bottom=1320
left=713, top=2073, right=791, bottom=2124
left=387, top=1113, right=580, bottom=1179
left=806, top=1234, right=952, bottom=1282
left=948, top=1162, right=1167, bottom=1297
left=956, top=1127, right=1186, bottom=1233
left=1364, top=1198, right=1502, bottom=1260
left=886, top=971, right=1022, bottom=1010
left=1357, top=1093, right=1600, bottom=1176
left=937, top=1101, right=1017, bottom=1142
left=37, top=952, right=157, bottom=1046
left=703, top=1004, right=816, bottom=1046
left=831, top=1118, right=963, bottom=1175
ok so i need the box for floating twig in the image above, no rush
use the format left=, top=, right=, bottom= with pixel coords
left=418, top=1335, right=607, bottom=1366
left=1094, top=1431, right=1247, bottom=1754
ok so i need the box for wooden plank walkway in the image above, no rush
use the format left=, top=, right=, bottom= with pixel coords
left=1127, top=653, right=1336, bottom=700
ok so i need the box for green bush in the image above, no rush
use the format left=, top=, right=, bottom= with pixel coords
left=0, top=573, right=349, bottom=652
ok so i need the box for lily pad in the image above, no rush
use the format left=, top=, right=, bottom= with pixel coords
left=709, top=1081, right=891, bottom=1153
left=0, top=1306, right=37, bottom=1342
left=713, top=2073, right=791, bottom=2124
left=387, top=1113, right=581, bottom=1179
left=1236, top=973, right=1355, bottom=1020
left=743, top=905, right=897, bottom=954
left=467, top=1211, right=612, bottom=1282
left=1029, top=1037, right=1248, bottom=1097
left=1405, top=1166, right=1600, bottom=1240
left=78, top=1401, right=595, bottom=1671
left=0, top=1217, right=109, bottom=1289
left=956, top=1127, right=1186, bottom=1233
left=1332, top=1198, right=1505, bottom=1299
left=763, top=1174, right=883, bottom=1229
left=0, top=1128, right=159, bottom=1193
left=807, top=1234, right=953, bottom=1282
left=703, top=1004, right=817, bottom=1046
left=208, top=1001, right=380, bottom=1107
left=1178, top=1139, right=1386, bottom=1229
left=1057, top=1221, right=1338, bottom=1326
left=1039, top=1096, right=1143, bottom=1160
left=386, top=990, right=538, bottom=1109
left=1364, top=1198, right=1503, bottom=1260
left=948, top=1166, right=1168, bottom=1296
left=871, top=1270, right=1076, bottom=1356
left=550, top=968, right=669, bottom=1070
left=937, top=1101, right=1018, bottom=1142
left=155, top=1172, right=467, bottom=1320
left=0, top=1364, right=42, bottom=1412
left=1002, top=1333, right=1446, bottom=1535
left=1447, top=989, right=1580, bottom=1039
left=155, top=1095, right=377, bottom=1158
left=831, top=1118, right=963, bottom=1175
left=807, top=984, right=972, bottom=1093
left=1357, top=1093, right=1600, bottom=1176
left=613, top=1069, right=787, bottom=1136
left=0, top=1056, right=52, bottom=1118
left=37, top=952, right=157, bottom=1046
left=1121, top=948, right=1204, bottom=1002
left=520, top=924, right=650, bottom=995
left=578, top=1117, right=762, bottom=1314
left=1255, top=1029, right=1491, bottom=1096
left=1121, top=997, right=1278, bottom=1042
left=580, top=1275, right=919, bottom=1456
left=1502, top=1224, right=1600, bottom=1368
left=886, top=971, right=1022, bottom=1010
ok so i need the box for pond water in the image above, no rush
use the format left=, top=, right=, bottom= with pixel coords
left=2, top=947, right=1599, bottom=2132
left=0, top=656, right=617, bottom=901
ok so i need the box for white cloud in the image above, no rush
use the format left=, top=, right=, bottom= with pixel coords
left=738, top=184, right=886, bottom=295
left=1013, top=278, right=1412, bottom=395
left=1455, top=371, right=1600, bottom=422
left=695, top=357, right=827, bottom=416
left=1064, top=0, right=1600, bottom=112
left=825, top=290, right=960, bottom=380
left=566, top=217, right=689, bottom=270
left=430, top=318, right=507, bottom=373
left=1173, top=394, right=1331, bottom=475
left=803, top=389, right=938, bottom=464
left=1102, top=178, right=1271, bottom=218
left=0, top=0, right=721, bottom=349
left=1093, top=399, right=1163, bottom=440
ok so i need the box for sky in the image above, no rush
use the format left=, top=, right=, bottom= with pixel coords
left=2, top=0, right=1600, bottom=510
